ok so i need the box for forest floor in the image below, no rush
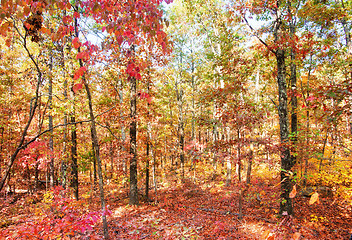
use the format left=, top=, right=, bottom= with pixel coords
left=0, top=173, right=351, bottom=239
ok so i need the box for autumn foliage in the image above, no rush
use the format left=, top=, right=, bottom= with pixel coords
left=0, top=0, right=351, bottom=239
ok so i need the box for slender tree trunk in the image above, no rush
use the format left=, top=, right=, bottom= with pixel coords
left=74, top=14, right=109, bottom=238
left=176, top=79, right=185, bottom=181
left=71, top=112, right=78, bottom=200
left=303, top=67, right=311, bottom=186
left=226, top=157, right=231, bottom=187
left=90, top=127, right=97, bottom=188
left=289, top=5, right=297, bottom=175
left=61, top=44, right=68, bottom=188
left=49, top=53, right=54, bottom=188
left=237, top=129, right=241, bottom=182
left=129, top=73, right=138, bottom=205
left=145, top=79, right=151, bottom=201
left=152, top=148, right=158, bottom=202
left=246, top=149, right=253, bottom=186
left=119, top=78, right=127, bottom=186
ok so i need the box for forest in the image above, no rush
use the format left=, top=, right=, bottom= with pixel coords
left=0, top=0, right=351, bottom=239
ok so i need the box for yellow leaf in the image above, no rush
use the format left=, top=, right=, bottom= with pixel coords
left=289, top=185, right=297, bottom=198
left=309, top=192, right=319, bottom=205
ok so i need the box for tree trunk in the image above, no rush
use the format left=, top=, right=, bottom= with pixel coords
left=118, top=78, right=127, bottom=185
left=226, top=157, right=231, bottom=187
left=70, top=112, right=78, bottom=200
left=74, top=14, right=109, bottom=238
left=276, top=48, right=293, bottom=215
left=61, top=44, right=68, bottom=188
left=129, top=73, right=138, bottom=205
left=176, top=78, right=185, bottom=181
left=145, top=79, right=151, bottom=201
left=152, top=148, right=158, bottom=202
left=237, top=129, right=241, bottom=182
left=274, top=1, right=294, bottom=216
left=289, top=5, right=298, bottom=173
left=49, top=53, right=54, bottom=188
left=246, top=149, right=253, bottom=185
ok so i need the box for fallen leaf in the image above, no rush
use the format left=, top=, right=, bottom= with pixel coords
left=309, top=192, right=319, bottom=205
left=289, top=185, right=297, bottom=198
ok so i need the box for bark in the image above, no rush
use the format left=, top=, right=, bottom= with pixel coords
left=273, top=1, right=293, bottom=216
left=176, top=78, right=185, bottom=181
left=303, top=67, right=312, bottom=186
left=276, top=48, right=293, bottom=215
left=119, top=79, right=127, bottom=185
left=91, top=128, right=97, bottom=188
left=289, top=3, right=298, bottom=171
left=152, top=148, right=158, bottom=202
left=246, top=149, right=253, bottom=185
left=237, top=129, right=241, bottom=182
left=49, top=53, right=54, bottom=188
left=71, top=113, right=78, bottom=200
left=61, top=44, right=68, bottom=188
left=74, top=14, right=109, bottom=238
left=145, top=79, right=151, bottom=201
left=129, top=74, right=138, bottom=205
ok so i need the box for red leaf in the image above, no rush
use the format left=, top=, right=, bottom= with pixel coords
left=73, top=12, right=80, bottom=19
left=63, top=16, right=72, bottom=24
left=72, top=83, right=83, bottom=93
left=72, top=37, right=81, bottom=49
left=76, top=51, right=89, bottom=61
left=73, top=66, right=87, bottom=80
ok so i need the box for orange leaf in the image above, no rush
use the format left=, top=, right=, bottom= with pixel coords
left=289, top=185, right=297, bottom=198
left=309, top=192, right=319, bottom=205
left=292, top=232, right=301, bottom=240
left=23, top=6, right=30, bottom=16
left=63, top=15, right=73, bottom=24
left=72, top=37, right=81, bottom=49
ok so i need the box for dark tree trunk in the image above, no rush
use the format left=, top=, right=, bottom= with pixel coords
left=289, top=2, right=298, bottom=196
left=246, top=149, right=253, bottom=186
left=61, top=45, right=68, bottom=188
left=176, top=82, right=185, bottom=181
left=71, top=114, right=78, bottom=200
left=91, top=128, right=97, bottom=188
left=276, top=48, right=293, bottom=215
left=273, top=1, right=294, bottom=216
left=145, top=79, right=151, bottom=201
left=129, top=74, right=138, bottom=205
left=49, top=53, right=54, bottom=188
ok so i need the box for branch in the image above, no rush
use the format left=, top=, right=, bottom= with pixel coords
left=21, top=106, right=126, bottom=151
left=268, top=95, right=279, bottom=110
left=95, top=122, right=120, bottom=141
left=242, top=15, right=275, bottom=54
